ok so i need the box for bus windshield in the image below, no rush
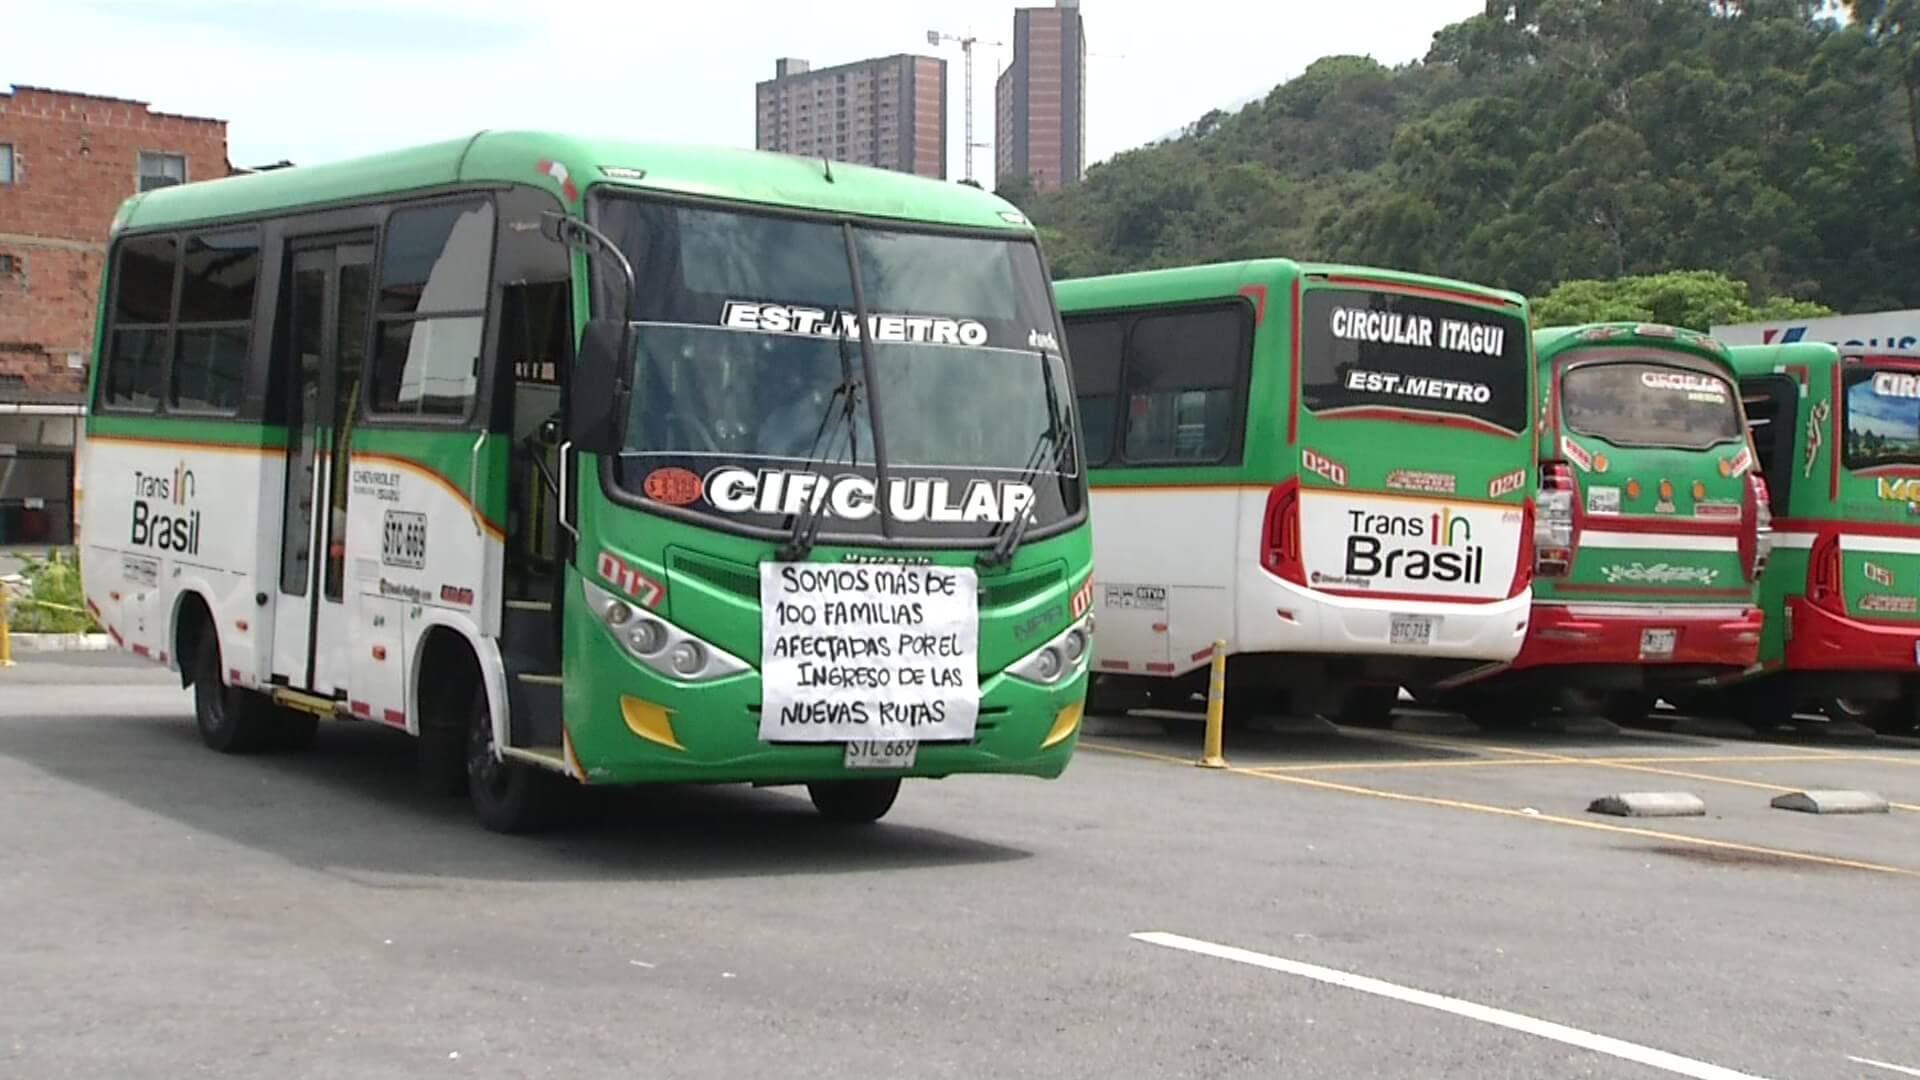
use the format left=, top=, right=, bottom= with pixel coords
left=592, top=194, right=1081, bottom=542
left=1561, top=359, right=1743, bottom=451
left=1844, top=366, right=1920, bottom=470
left=1300, top=287, right=1529, bottom=435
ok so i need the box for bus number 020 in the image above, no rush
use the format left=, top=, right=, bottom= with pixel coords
left=383, top=511, right=428, bottom=569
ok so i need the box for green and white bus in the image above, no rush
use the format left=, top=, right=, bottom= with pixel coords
left=79, top=131, right=1094, bottom=831
left=1056, top=260, right=1540, bottom=723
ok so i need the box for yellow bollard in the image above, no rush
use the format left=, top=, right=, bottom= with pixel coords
left=1, top=587, right=12, bottom=668
left=1197, top=639, right=1227, bottom=768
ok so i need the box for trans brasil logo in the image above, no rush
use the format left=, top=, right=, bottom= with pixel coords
left=130, top=462, right=201, bottom=555
left=1343, top=505, right=1484, bottom=584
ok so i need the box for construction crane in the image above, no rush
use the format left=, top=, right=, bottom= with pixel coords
left=927, top=28, right=1003, bottom=185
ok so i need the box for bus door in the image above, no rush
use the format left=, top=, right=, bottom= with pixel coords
left=272, top=239, right=374, bottom=696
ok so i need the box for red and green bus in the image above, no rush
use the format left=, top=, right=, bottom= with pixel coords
left=1717, top=341, right=1920, bottom=733
left=1432, top=323, right=1770, bottom=726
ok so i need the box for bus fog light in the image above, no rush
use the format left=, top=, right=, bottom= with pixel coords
left=603, top=598, right=633, bottom=627
left=629, top=618, right=667, bottom=656
left=1062, top=629, right=1087, bottom=663
left=669, top=640, right=707, bottom=676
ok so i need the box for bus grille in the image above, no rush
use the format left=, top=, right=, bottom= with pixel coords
left=670, top=551, right=762, bottom=600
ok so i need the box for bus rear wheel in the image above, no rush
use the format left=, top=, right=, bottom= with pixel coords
left=1827, top=695, right=1918, bottom=735
left=464, top=685, right=562, bottom=834
left=807, top=779, right=901, bottom=824
left=192, top=625, right=273, bottom=753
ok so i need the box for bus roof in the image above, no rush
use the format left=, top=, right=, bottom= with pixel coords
left=1722, top=340, right=1843, bottom=379
left=1532, top=322, right=1735, bottom=367
left=1052, top=259, right=1528, bottom=312
left=112, top=130, right=1034, bottom=236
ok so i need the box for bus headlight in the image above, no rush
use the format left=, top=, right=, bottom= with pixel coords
left=582, top=578, right=749, bottom=684
left=1062, top=628, right=1087, bottom=663
left=603, top=598, right=634, bottom=627
left=628, top=618, right=667, bottom=656
left=670, top=640, right=707, bottom=677
left=1008, top=613, right=1095, bottom=686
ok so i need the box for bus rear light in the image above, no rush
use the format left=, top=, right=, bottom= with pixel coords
left=1807, top=532, right=1845, bottom=616
left=1742, top=472, right=1773, bottom=581
left=1261, top=477, right=1306, bottom=585
left=1535, top=464, right=1575, bottom=578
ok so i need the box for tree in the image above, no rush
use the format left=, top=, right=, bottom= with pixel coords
left=1020, top=0, right=1919, bottom=316
left=1531, top=269, right=1834, bottom=329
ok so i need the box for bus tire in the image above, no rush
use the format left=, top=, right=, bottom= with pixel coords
left=192, top=625, right=272, bottom=754
left=807, top=779, right=901, bottom=824
left=1827, top=695, right=1918, bottom=735
left=464, top=685, right=560, bottom=834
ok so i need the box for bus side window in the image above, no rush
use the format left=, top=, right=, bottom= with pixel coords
left=1119, top=304, right=1249, bottom=465
left=370, top=200, right=495, bottom=420
left=1740, top=375, right=1797, bottom=515
left=99, top=235, right=179, bottom=412
left=1063, top=315, right=1122, bottom=466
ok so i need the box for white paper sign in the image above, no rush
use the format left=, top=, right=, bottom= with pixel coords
left=759, top=562, right=979, bottom=743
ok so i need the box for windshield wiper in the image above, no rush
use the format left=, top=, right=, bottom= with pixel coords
left=776, top=332, right=862, bottom=562
left=979, top=349, right=1069, bottom=569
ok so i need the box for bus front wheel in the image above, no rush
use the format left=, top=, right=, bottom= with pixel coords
left=807, top=779, right=901, bottom=824
left=192, top=625, right=274, bottom=753
left=465, top=686, right=562, bottom=834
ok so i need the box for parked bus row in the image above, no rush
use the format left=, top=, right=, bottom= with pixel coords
left=74, top=133, right=1920, bottom=837
left=1057, top=264, right=1920, bottom=737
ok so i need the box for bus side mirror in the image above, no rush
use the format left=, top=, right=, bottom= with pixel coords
left=570, top=319, right=624, bottom=455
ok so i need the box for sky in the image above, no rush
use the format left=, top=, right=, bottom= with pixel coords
left=9, top=0, right=1485, bottom=179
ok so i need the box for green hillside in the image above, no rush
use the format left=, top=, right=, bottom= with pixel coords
left=1011, top=1, right=1917, bottom=317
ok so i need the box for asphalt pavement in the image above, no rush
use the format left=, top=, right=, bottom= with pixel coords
left=2, top=652, right=1917, bottom=1079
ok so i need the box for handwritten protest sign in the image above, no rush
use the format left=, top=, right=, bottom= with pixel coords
left=759, top=563, right=979, bottom=743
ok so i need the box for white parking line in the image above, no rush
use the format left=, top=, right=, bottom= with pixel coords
left=1851, top=1056, right=1920, bottom=1077
left=1132, top=931, right=1768, bottom=1080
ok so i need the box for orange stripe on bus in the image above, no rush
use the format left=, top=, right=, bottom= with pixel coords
left=349, top=452, right=507, bottom=540
left=86, top=433, right=283, bottom=455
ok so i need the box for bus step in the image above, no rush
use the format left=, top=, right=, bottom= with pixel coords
left=501, top=603, right=560, bottom=671
left=500, top=745, right=571, bottom=775
left=507, top=672, right=565, bottom=749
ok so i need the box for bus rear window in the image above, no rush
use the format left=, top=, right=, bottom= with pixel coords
left=1844, top=367, right=1920, bottom=470
left=1561, top=361, right=1742, bottom=451
left=1300, top=288, right=1528, bottom=435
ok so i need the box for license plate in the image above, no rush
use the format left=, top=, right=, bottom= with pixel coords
left=1390, top=614, right=1434, bottom=647
left=1640, top=628, right=1678, bottom=659
left=844, top=740, right=917, bottom=770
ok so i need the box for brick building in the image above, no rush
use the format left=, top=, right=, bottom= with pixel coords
left=756, top=55, right=948, bottom=179
left=995, top=0, right=1088, bottom=193
left=0, top=85, right=231, bottom=545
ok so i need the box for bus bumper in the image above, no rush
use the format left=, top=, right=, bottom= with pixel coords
left=1784, top=597, right=1920, bottom=672
left=1510, top=602, right=1763, bottom=672
left=563, top=629, right=1087, bottom=786
left=1235, top=571, right=1532, bottom=663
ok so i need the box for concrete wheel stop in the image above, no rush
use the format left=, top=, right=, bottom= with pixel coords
left=1587, top=792, right=1707, bottom=818
left=1769, top=790, right=1890, bottom=815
